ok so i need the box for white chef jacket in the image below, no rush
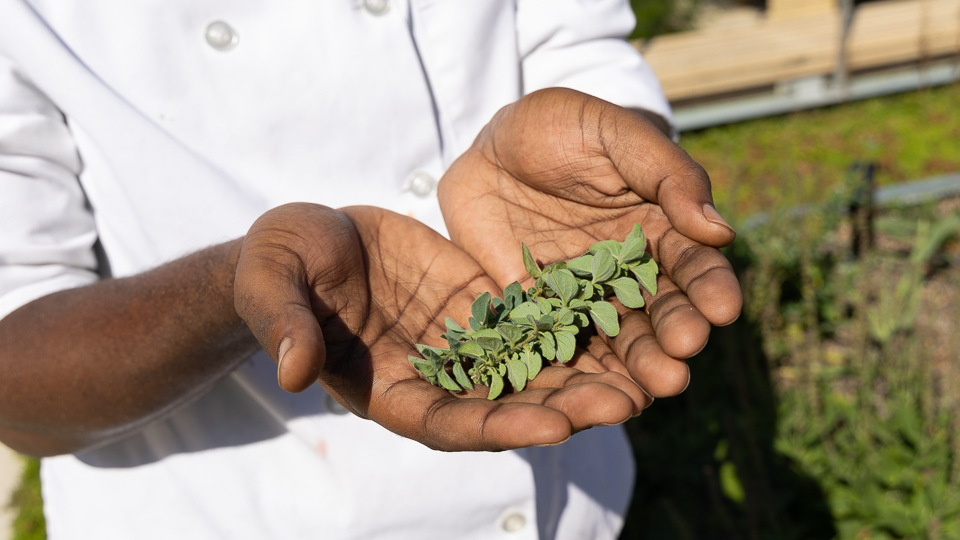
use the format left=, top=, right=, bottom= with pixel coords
left=0, top=0, right=673, bottom=538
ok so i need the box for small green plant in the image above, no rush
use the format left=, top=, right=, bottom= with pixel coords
left=409, top=225, right=658, bottom=399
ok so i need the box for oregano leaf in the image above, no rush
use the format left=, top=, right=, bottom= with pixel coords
left=535, top=297, right=553, bottom=315
left=630, top=258, right=659, bottom=296
left=589, top=301, right=620, bottom=337
left=436, top=367, right=462, bottom=392
left=458, top=341, right=484, bottom=358
left=591, top=248, right=617, bottom=282
left=539, top=332, right=557, bottom=360
left=506, top=356, right=528, bottom=391
left=445, top=317, right=465, bottom=333
left=497, top=323, right=522, bottom=344
left=620, top=236, right=646, bottom=264
left=409, top=356, right=439, bottom=377
left=487, top=372, right=505, bottom=400
left=589, top=240, right=622, bottom=259
left=510, top=301, right=541, bottom=322
left=609, top=277, right=644, bottom=309
left=566, top=254, right=594, bottom=277
left=471, top=292, right=492, bottom=326
left=555, top=331, right=576, bottom=363
left=453, top=362, right=474, bottom=390
left=525, top=350, right=543, bottom=380
left=522, top=243, right=542, bottom=279
left=504, top=281, right=524, bottom=309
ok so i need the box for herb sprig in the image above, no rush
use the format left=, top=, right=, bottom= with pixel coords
left=409, top=224, right=658, bottom=399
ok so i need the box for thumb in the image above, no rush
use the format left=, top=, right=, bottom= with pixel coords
left=234, top=204, right=350, bottom=394
left=610, top=109, right=738, bottom=248
left=235, top=255, right=327, bottom=394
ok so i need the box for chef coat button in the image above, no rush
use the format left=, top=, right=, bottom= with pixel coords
left=363, top=0, right=390, bottom=16
left=408, top=172, right=436, bottom=198
left=323, top=393, right=350, bottom=415
left=205, top=21, right=239, bottom=51
left=500, top=512, right=526, bottom=533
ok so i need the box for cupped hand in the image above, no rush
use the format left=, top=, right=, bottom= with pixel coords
left=438, top=88, right=743, bottom=398
left=233, top=203, right=649, bottom=451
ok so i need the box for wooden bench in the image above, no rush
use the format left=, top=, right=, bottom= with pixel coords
left=640, top=0, right=960, bottom=103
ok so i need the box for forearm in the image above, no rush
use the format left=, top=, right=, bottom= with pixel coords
left=0, top=239, right=260, bottom=456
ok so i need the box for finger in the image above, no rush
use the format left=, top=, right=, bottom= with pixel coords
left=584, top=334, right=635, bottom=380
left=235, top=204, right=360, bottom=393
left=601, top=106, right=737, bottom=248
left=644, top=276, right=712, bottom=359
left=371, top=379, right=575, bottom=451
left=527, top=367, right=650, bottom=416
left=235, top=251, right=327, bottom=393
left=604, top=303, right=691, bottom=398
left=551, top=346, right=609, bottom=374
left=652, top=227, right=743, bottom=327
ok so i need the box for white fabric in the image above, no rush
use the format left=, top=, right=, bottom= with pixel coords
left=0, top=0, right=672, bottom=538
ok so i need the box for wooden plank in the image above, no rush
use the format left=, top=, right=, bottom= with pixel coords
left=639, top=0, right=960, bottom=102
left=768, top=0, right=837, bottom=20
left=848, top=0, right=960, bottom=69
left=642, top=13, right=839, bottom=100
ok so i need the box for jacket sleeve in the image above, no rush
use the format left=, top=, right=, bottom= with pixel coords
left=516, top=0, right=675, bottom=133
left=0, top=53, right=99, bottom=321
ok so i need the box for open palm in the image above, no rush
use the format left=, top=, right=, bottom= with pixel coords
left=234, top=203, right=648, bottom=451
left=439, top=88, right=743, bottom=398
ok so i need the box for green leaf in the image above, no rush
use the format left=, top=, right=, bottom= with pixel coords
left=589, top=301, right=620, bottom=337
left=506, top=356, right=528, bottom=391
left=547, top=269, right=579, bottom=304
left=477, top=337, right=504, bottom=353
left=555, top=331, right=576, bottom=363
left=436, top=367, right=462, bottom=392
left=453, top=362, right=474, bottom=391
left=471, top=292, right=492, bottom=326
left=510, top=301, right=541, bottom=322
left=497, top=323, right=523, bottom=344
left=539, top=332, right=557, bottom=360
left=409, top=356, right=439, bottom=377
left=415, top=344, right=445, bottom=361
left=445, top=317, right=465, bottom=333
left=504, top=281, right=524, bottom=309
left=522, top=243, right=542, bottom=279
left=537, top=314, right=555, bottom=331
left=591, top=248, right=617, bottom=282
left=630, top=258, right=658, bottom=296
left=610, top=277, right=645, bottom=309
left=458, top=341, right=484, bottom=358
left=524, top=350, right=543, bottom=380
left=620, top=226, right=646, bottom=263
left=620, top=236, right=646, bottom=264
left=556, top=308, right=575, bottom=326
left=535, top=297, right=553, bottom=315
left=589, top=240, right=622, bottom=259
left=443, top=330, right=463, bottom=347
left=487, top=372, right=505, bottom=400
left=566, top=254, right=594, bottom=277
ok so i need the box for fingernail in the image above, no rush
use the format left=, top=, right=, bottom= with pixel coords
left=535, top=435, right=571, bottom=447
left=703, top=204, right=736, bottom=235
left=277, top=337, right=295, bottom=387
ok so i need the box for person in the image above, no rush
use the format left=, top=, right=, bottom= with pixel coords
left=0, top=1, right=742, bottom=538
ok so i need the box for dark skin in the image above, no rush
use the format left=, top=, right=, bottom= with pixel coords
left=439, top=88, right=741, bottom=397
left=0, top=89, right=740, bottom=457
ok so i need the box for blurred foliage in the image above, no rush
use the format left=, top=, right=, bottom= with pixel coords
left=623, top=144, right=960, bottom=537
left=11, top=456, right=45, bottom=540
left=629, top=0, right=704, bottom=40
left=680, top=83, right=960, bottom=220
